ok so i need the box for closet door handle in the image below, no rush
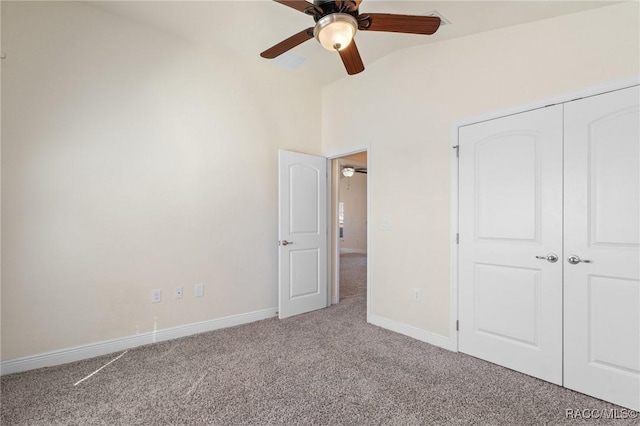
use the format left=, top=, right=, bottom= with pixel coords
left=567, top=254, right=591, bottom=265
left=535, top=253, right=558, bottom=263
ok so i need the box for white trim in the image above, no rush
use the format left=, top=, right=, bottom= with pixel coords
left=449, top=125, right=460, bottom=352
left=366, top=145, right=371, bottom=320
left=1, top=307, right=277, bottom=376
left=450, top=76, right=640, bottom=356
left=456, top=76, right=640, bottom=129
left=326, top=145, right=371, bottom=318
left=369, top=314, right=451, bottom=351
left=329, top=157, right=342, bottom=306
left=327, top=157, right=337, bottom=306
left=340, top=248, right=367, bottom=254
left=325, top=148, right=369, bottom=159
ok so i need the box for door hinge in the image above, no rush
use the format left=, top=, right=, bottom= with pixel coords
left=453, top=145, right=459, bottom=158
left=456, top=233, right=459, bottom=244
left=456, top=320, right=459, bottom=331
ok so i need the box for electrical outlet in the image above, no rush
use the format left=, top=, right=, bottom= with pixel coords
left=175, top=287, right=183, bottom=299
left=195, top=283, right=204, bottom=298
left=152, top=289, right=162, bottom=303
left=411, top=288, right=421, bottom=301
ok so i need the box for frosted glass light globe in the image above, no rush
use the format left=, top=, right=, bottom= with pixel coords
left=314, top=13, right=357, bottom=51
left=342, top=167, right=355, bottom=177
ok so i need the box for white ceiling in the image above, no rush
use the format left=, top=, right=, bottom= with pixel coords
left=87, top=0, right=619, bottom=87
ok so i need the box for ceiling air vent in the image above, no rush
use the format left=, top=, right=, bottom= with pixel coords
left=272, top=52, right=307, bottom=69
left=423, top=10, right=450, bottom=26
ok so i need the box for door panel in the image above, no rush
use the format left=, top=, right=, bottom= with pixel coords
left=474, top=264, right=540, bottom=347
left=590, top=112, right=640, bottom=245
left=290, top=249, right=321, bottom=298
left=587, top=276, right=639, bottom=373
left=290, top=164, right=320, bottom=234
left=459, top=105, right=563, bottom=385
left=564, top=86, right=640, bottom=410
left=278, top=150, right=327, bottom=319
left=475, top=134, right=539, bottom=241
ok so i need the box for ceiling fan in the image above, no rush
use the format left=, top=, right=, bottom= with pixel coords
left=260, top=0, right=441, bottom=75
left=342, top=166, right=367, bottom=176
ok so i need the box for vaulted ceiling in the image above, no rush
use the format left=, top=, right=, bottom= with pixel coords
left=88, top=1, right=619, bottom=88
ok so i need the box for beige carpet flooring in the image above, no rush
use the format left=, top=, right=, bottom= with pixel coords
left=339, top=253, right=367, bottom=300
left=1, top=293, right=630, bottom=425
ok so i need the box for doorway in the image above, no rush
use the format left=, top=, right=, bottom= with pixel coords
left=330, top=152, right=368, bottom=304
left=277, top=148, right=369, bottom=318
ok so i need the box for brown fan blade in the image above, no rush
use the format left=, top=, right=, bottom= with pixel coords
left=260, top=28, right=314, bottom=59
left=274, top=0, right=315, bottom=14
left=338, top=40, right=365, bottom=75
left=359, top=13, right=440, bottom=35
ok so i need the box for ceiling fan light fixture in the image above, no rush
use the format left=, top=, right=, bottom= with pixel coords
left=342, top=167, right=355, bottom=177
left=314, top=13, right=357, bottom=51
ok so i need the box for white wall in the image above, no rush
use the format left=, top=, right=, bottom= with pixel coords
left=0, top=3, right=3, bottom=360
left=322, top=2, right=640, bottom=338
left=1, top=2, right=321, bottom=360
left=339, top=172, right=367, bottom=252
left=3, top=1, right=638, bottom=363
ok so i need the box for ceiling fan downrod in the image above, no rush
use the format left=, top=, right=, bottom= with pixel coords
left=304, top=0, right=360, bottom=22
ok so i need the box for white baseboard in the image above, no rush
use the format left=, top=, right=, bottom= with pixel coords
left=340, top=248, right=367, bottom=254
left=368, top=314, right=451, bottom=351
left=1, top=307, right=278, bottom=376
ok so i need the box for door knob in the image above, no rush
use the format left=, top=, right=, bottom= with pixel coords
left=535, top=253, right=558, bottom=263
left=280, top=240, right=293, bottom=246
left=567, top=254, right=591, bottom=265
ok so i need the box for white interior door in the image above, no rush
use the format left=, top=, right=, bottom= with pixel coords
left=563, top=86, right=640, bottom=410
left=278, top=150, right=328, bottom=319
left=458, top=105, right=564, bottom=385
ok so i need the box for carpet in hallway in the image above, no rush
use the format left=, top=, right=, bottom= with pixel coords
left=339, top=253, right=367, bottom=300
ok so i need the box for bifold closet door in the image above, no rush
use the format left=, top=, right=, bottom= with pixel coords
left=563, top=86, right=640, bottom=410
left=458, top=105, right=563, bottom=385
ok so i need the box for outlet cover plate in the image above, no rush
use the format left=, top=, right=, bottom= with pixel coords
left=411, top=288, right=421, bottom=301
left=195, top=283, right=204, bottom=298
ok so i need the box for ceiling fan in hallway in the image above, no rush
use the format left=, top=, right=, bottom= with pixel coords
left=260, top=0, right=442, bottom=75
left=342, top=166, right=366, bottom=177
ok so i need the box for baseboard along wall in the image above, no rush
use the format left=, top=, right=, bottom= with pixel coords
left=339, top=249, right=367, bottom=254
left=1, top=307, right=278, bottom=376
left=368, top=314, right=451, bottom=351
left=3, top=309, right=451, bottom=376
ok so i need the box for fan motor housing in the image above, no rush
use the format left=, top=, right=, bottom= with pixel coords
left=309, top=0, right=359, bottom=22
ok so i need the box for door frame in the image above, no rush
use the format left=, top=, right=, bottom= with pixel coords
left=450, top=76, right=640, bottom=353
left=326, top=147, right=371, bottom=318
left=331, top=155, right=367, bottom=304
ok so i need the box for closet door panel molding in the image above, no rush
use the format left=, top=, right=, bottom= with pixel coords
left=457, top=84, right=639, bottom=410
left=458, top=105, right=564, bottom=385
left=563, top=86, right=640, bottom=411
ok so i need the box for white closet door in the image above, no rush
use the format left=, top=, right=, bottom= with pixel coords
left=459, top=105, right=563, bottom=384
left=564, top=86, right=640, bottom=410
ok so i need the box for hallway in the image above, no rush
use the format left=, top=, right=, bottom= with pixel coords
left=339, top=253, right=366, bottom=300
